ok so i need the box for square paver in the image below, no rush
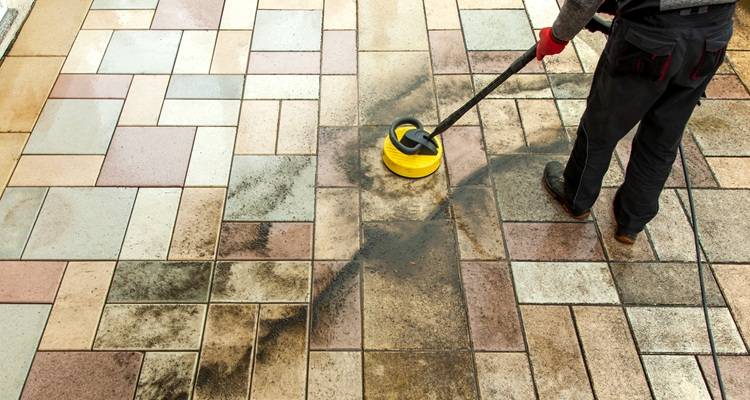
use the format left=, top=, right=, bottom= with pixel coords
left=24, top=188, right=136, bottom=260
left=24, top=100, right=122, bottom=155
left=99, top=30, right=181, bottom=74
left=0, top=188, right=47, bottom=259
left=98, top=127, right=196, bottom=186
left=308, top=352, right=362, bottom=399
left=108, top=261, right=212, bottom=303
left=212, top=261, right=310, bottom=302
left=252, top=10, right=322, bottom=51
left=152, top=0, right=223, bottom=29
left=475, top=353, right=535, bottom=400
left=460, top=10, right=535, bottom=50
left=225, top=156, right=316, bottom=221
left=358, top=0, right=428, bottom=51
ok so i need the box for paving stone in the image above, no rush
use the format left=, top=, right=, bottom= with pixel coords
left=92, top=0, right=158, bottom=9
left=220, top=0, right=257, bottom=29
left=425, top=0, right=461, bottom=28
left=475, top=353, right=534, bottom=400
left=557, top=99, right=586, bottom=126
left=311, top=261, right=361, bottom=349
left=359, top=0, right=428, bottom=50
left=83, top=10, right=154, bottom=29
left=167, top=75, right=244, bottom=99
left=611, top=263, right=724, bottom=306
left=11, top=155, right=102, bottom=187
left=713, top=264, right=750, bottom=345
left=169, top=188, right=224, bottom=260
left=468, top=51, right=545, bottom=73
left=252, top=10, right=322, bottom=51
left=308, top=352, right=362, bottom=400
left=315, top=188, right=359, bottom=259
left=429, top=30, right=470, bottom=74
left=593, top=188, right=657, bottom=262
left=460, top=10, right=534, bottom=50
left=525, top=0, right=559, bottom=28
left=62, top=30, right=112, bottom=73
left=708, top=157, right=750, bottom=188
left=549, top=73, right=594, bottom=98
left=573, top=30, right=607, bottom=73
left=0, top=188, right=46, bottom=259
left=100, top=30, right=181, bottom=74
left=236, top=100, right=279, bottom=154
left=244, top=75, right=319, bottom=99
left=627, top=307, right=746, bottom=353
left=646, top=189, right=696, bottom=261
left=0, top=304, right=50, bottom=400
left=479, top=99, right=525, bottom=154
left=435, top=74, right=479, bottom=125
left=320, top=75, right=358, bottom=127
left=0, top=261, right=65, bottom=303
left=359, top=51, right=438, bottom=125
left=9, top=0, right=90, bottom=56
left=174, top=31, right=216, bottom=74
left=248, top=52, right=321, bottom=74
left=689, top=100, right=750, bottom=156
left=218, top=222, right=313, bottom=260
left=443, top=127, right=488, bottom=186
left=317, top=127, right=359, bottom=187
left=25, top=188, right=136, bottom=260
left=159, top=100, right=241, bottom=126
left=186, top=127, right=235, bottom=187
left=452, top=186, right=505, bottom=260
left=322, top=31, right=357, bottom=74
left=25, top=99, right=122, bottom=155
left=21, top=351, right=142, bottom=400
left=152, top=0, right=224, bottom=29
left=475, top=74, right=553, bottom=98
left=258, top=0, right=323, bottom=9
left=50, top=74, right=132, bottom=98
left=698, top=355, right=750, bottom=400
left=194, top=304, right=257, bottom=400
left=324, top=0, right=356, bottom=29
left=574, top=306, right=651, bottom=400
left=730, top=50, right=750, bottom=86
left=517, top=99, right=567, bottom=153
left=95, top=304, right=206, bottom=350
left=135, top=352, right=197, bottom=400
left=642, top=355, right=711, bottom=400
left=212, top=261, right=310, bottom=302
left=211, top=31, right=253, bottom=74
left=504, top=222, right=604, bottom=261
left=108, top=261, right=212, bottom=303
left=512, top=262, right=618, bottom=304
left=119, top=75, right=170, bottom=125
left=120, top=188, right=181, bottom=260
left=226, top=155, right=316, bottom=221
left=363, top=352, right=478, bottom=399
left=542, top=35, right=584, bottom=73
left=461, top=262, right=523, bottom=350
left=98, top=127, right=196, bottom=186
left=278, top=100, right=319, bottom=154
left=362, top=221, right=469, bottom=349
left=458, top=0, right=525, bottom=7
left=705, top=74, right=750, bottom=98
left=522, top=305, right=595, bottom=400
left=250, top=304, right=308, bottom=400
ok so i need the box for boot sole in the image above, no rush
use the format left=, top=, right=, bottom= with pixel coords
left=542, top=176, right=590, bottom=220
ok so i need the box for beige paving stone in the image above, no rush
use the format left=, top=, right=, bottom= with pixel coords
left=647, top=189, right=696, bottom=261
left=525, top=0, right=559, bottom=28
left=452, top=187, right=505, bottom=260
left=322, top=31, right=356, bottom=74
left=10, top=0, right=90, bottom=56
left=258, top=0, right=322, bottom=8
left=518, top=99, right=566, bottom=152
left=277, top=100, right=319, bottom=154
left=9, top=156, right=103, bottom=186
left=248, top=51, right=321, bottom=74
left=557, top=99, right=586, bottom=126
left=627, top=307, right=746, bottom=354
left=540, top=29, right=584, bottom=73
left=430, top=31, right=470, bottom=74
left=169, top=188, right=225, bottom=260
left=434, top=75, right=479, bottom=125
left=610, top=262, right=724, bottom=306
left=315, top=188, right=359, bottom=260
left=62, top=30, right=113, bottom=73
left=236, top=100, right=279, bottom=154
left=475, top=74, right=553, bottom=98
left=689, top=100, right=750, bottom=156
left=211, top=30, right=253, bottom=74
left=358, top=0, right=428, bottom=51
left=186, top=127, right=236, bottom=186
left=574, top=307, right=651, bottom=400
left=136, top=352, right=197, bottom=400
left=479, top=99, right=525, bottom=154
left=573, top=30, right=607, bottom=73
left=159, top=100, right=241, bottom=126
left=512, top=262, right=619, bottom=304
left=707, top=157, right=750, bottom=188
left=594, top=188, right=657, bottom=262
left=729, top=4, right=750, bottom=51
left=212, top=261, right=310, bottom=302
left=713, top=264, right=750, bottom=344
left=320, top=75, right=358, bottom=126
left=323, top=0, right=356, bottom=29
left=174, top=30, right=216, bottom=74
left=442, top=126, right=489, bottom=186
left=95, top=304, right=206, bottom=350
left=83, top=10, right=154, bottom=29
left=475, top=353, right=535, bottom=400
left=468, top=50, right=545, bottom=74
left=424, top=0, right=460, bottom=29
left=457, top=0, right=524, bottom=8
left=244, top=75, right=320, bottom=99
left=0, top=134, right=28, bottom=191
left=729, top=51, right=750, bottom=87
left=39, top=262, right=115, bottom=350
left=310, top=261, right=361, bottom=349
left=119, top=75, right=170, bottom=126
left=0, top=57, right=63, bottom=132
left=522, top=305, right=594, bottom=400
left=120, top=188, right=181, bottom=260
left=317, top=127, right=359, bottom=187
left=308, top=352, right=362, bottom=400
left=642, top=355, right=712, bottom=400
left=221, top=0, right=257, bottom=29
left=698, top=354, right=750, bottom=399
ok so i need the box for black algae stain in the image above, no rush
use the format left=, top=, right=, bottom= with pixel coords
left=247, top=222, right=271, bottom=255
left=228, top=157, right=311, bottom=218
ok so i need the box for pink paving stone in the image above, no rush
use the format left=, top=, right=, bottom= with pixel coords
left=97, top=127, right=196, bottom=186
left=22, top=351, right=142, bottom=400
left=428, top=30, right=470, bottom=74
left=151, top=0, right=224, bottom=29
left=705, top=74, right=750, bottom=98
left=504, top=222, right=605, bottom=261
left=49, top=75, right=132, bottom=99
left=0, top=262, right=66, bottom=303
left=442, top=126, right=488, bottom=185
left=310, top=261, right=361, bottom=349
left=248, top=52, right=321, bottom=74
left=217, top=222, right=313, bottom=260
left=468, top=51, right=545, bottom=74
left=317, top=127, right=358, bottom=187
left=321, top=31, right=357, bottom=74
left=698, top=355, right=750, bottom=399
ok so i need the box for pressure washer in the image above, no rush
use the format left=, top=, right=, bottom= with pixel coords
left=382, top=14, right=729, bottom=399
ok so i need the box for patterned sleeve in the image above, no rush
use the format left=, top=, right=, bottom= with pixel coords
left=551, top=0, right=603, bottom=42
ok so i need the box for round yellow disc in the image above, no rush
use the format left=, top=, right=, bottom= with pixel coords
left=382, top=125, right=443, bottom=179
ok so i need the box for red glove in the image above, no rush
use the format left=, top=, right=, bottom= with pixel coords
left=536, top=27, right=568, bottom=61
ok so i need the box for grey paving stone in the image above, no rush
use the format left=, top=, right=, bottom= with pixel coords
left=166, top=75, right=245, bottom=99
left=108, top=261, right=213, bottom=303
left=100, top=30, right=182, bottom=74
left=0, top=188, right=46, bottom=259
left=252, top=10, right=322, bottom=51
left=460, top=10, right=535, bottom=50
left=611, top=263, right=725, bottom=306
left=548, top=73, right=594, bottom=98
left=642, top=355, right=712, bottom=400
left=0, top=304, right=50, bottom=400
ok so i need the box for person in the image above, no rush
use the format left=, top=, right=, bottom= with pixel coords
left=536, top=0, right=736, bottom=244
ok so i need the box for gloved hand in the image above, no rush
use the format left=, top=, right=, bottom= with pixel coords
left=536, top=27, right=569, bottom=61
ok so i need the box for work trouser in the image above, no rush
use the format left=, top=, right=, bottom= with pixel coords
left=564, top=4, right=735, bottom=235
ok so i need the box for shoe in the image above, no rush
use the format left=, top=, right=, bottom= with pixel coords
left=614, top=227, right=638, bottom=245
left=543, top=161, right=590, bottom=220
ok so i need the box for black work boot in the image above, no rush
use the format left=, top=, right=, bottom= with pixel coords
left=612, top=190, right=639, bottom=245
left=543, top=161, right=590, bottom=220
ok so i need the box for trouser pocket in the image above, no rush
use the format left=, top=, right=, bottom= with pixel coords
left=608, top=25, right=676, bottom=81
left=690, top=38, right=728, bottom=80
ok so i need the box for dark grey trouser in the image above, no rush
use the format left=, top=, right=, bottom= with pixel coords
left=563, top=4, right=735, bottom=234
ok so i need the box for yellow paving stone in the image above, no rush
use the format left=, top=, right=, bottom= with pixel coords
left=728, top=51, right=750, bottom=90
left=174, top=31, right=217, bottom=74
left=62, top=30, right=113, bottom=74
left=707, top=157, right=750, bottom=188
left=10, top=0, right=92, bottom=56
left=424, top=0, right=461, bottom=29
left=9, top=156, right=104, bottom=186
left=0, top=134, right=28, bottom=192
left=315, top=188, right=359, bottom=259
left=39, top=262, right=115, bottom=350
left=169, top=188, right=225, bottom=260
left=729, top=4, right=750, bottom=51
left=210, top=30, right=253, bottom=74
left=82, top=10, right=154, bottom=29
left=714, top=264, right=750, bottom=343
left=0, top=57, right=63, bottom=132
left=320, top=75, right=358, bottom=126
left=236, top=100, right=279, bottom=154
left=358, top=0, right=429, bottom=51
left=119, top=75, right=170, bottom=126
left=220, top=0, right=257, bottom=29
left=324, top=0, right=356, bottom=29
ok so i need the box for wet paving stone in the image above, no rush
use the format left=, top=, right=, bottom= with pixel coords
left=461, top=262, right=524, bottom=350
left=218, top=222, right=313, bottom=260
left=517, top=99, right=568, bottom=153
left=593, top=188, right=657, bottom=262
left=0, top=188, right=46, bottom=259
left=479, top=99, right=525, bottom=154
left=429, top=30, right=470, bottom=74
left=698, top=355, right=750, bottom=399
left=0, top=305, right=50, bottom=400
left=95, top=304, right=206, bottom=350
left=611, top=263, right=725, bottom=306
left=572, top=30, right=607, bottom=73
left=362, top=221, right=469, bottom=349
left=0, top=262, right=66, bottom=303
left=308, top=352, right=362, bottom=400
left=21, top=352, right=142, bottom=400
left=713, top=264, right=750, bottom=343
left=512, top=262, right=619, bottom=304
left=689, top=100, right=750, bottom=156
left=642, top=355, right=711, bottom=400
left=136, top=352, right=197, bottom=400
left=310, top=261, right=361, bottom=349
left=504, top=222, right=604, bottom=261
left=363, top=351, right=478, bottom=399
left=460, top=10, right=534, bottom=50
left=212, top=261, right=310, bottom=302
left=194, top=304, right=257, bottom=400
left=475, top=74, right=553, bottom=98
left=108, top=261, right=212, bottom=303
left=452, top=186, right=504, bottom=260
left=474, top=353, right=535, bottom=400
left=468, top=51, right=545, bottom=74
left=435, top=75, right=479, bottom=125
left=169, top=188, right=225, bottom=260
left=443, top=127, right=489, bottom=186
left=548, top=73, right=594, bottom=99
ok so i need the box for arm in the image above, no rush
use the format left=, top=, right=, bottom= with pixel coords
left=552, top=0, right=604, bottom=41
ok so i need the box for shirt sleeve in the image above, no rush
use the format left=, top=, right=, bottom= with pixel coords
left=551, top=0, right=603, bottom=42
